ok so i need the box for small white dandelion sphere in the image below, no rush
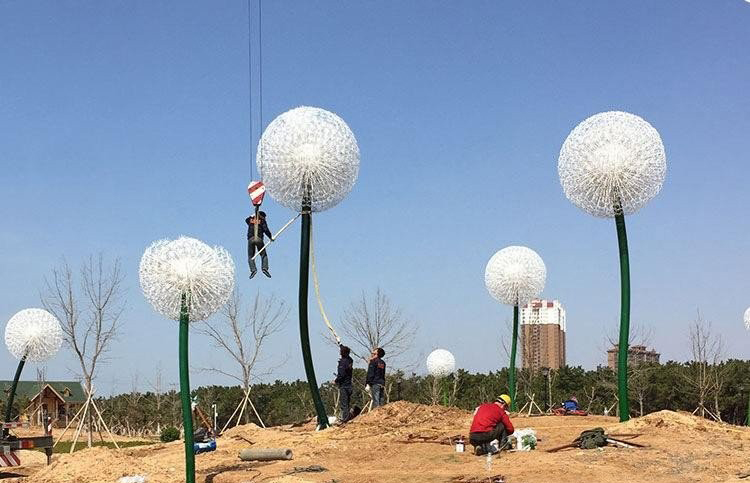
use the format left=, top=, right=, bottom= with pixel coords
left=744, top=307, right=750, bottom=331
left=426, top=349, right=456, bottom=377
left=558, top=111, right=666, bottom=218
left=257, top=106, right=360, bottom=213
left=139, top=236, right=235, bottom=322
left=485, top=246, right=546, bottom=306
left=5, top=308, right=63, bottom=362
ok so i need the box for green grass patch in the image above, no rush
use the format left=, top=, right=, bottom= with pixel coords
left=39, top=440, right=154, bottom=454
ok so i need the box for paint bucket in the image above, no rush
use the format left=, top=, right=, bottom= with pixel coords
left=455, top=437, right=465, bottom=452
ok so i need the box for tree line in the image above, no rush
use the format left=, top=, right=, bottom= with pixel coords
left=68, top=360, right=748, bottom=438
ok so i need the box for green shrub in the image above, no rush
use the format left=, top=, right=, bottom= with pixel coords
left=160, top=426, right=180, bottom=443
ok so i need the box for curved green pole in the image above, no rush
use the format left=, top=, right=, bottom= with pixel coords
left=179, top=293, right=195, bottom=483
left=508, top=305, right=519, bottom=412
left=299, top=206, right=329, bottom=429
left=615, top=212, right=631, bottom=422
left=2, top=355, right=27, bottom=437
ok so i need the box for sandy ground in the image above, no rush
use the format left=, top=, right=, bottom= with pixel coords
left=4, top=401, right=750, bottom=483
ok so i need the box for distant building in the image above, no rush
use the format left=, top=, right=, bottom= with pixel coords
left=607, top=344, right=660, bottom=370
left=521, top=299, right=566, bottom=372
left=0, top=380, right=86, bottom=427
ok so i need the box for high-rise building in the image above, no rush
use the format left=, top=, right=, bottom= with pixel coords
left=607, top=344, right=660, bottom=370
left=520, top=299, right=566, bottom=372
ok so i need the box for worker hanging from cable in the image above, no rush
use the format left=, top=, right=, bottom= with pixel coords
left=247, top=181, right=273, bottom=279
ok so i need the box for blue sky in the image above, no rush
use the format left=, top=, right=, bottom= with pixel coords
left=1, top=1, right=749, bottom=395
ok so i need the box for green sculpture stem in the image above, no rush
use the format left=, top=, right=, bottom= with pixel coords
left=615, top=212, right=631, bottom=422
left=3, top=355, right=27, bottom=437
left=299, top=205, right=329, bottom=429
left=508, top=305, right=519, bottom=412
left=179, top=293, right=195, bottom=483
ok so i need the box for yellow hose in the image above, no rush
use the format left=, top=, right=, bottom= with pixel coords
left=310, top=221, right=341, bottom=345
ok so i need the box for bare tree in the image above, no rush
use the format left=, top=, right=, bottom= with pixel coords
left=684, top=312, right=724, bottom=421
left=41, top=255, right=124, bottom=447
left=198, top=289, right=287, bottom=428
left=337, top=289, right=417, bottom=365
left=149, top=362, right=165, bottom=434
left=605, top=323, right=654, bottom=417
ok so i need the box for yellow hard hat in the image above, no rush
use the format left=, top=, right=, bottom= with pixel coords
left=497, top=394, right=511, bottom=406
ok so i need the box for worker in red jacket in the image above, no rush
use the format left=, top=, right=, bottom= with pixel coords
left=469, top=394, right=514, bottom=455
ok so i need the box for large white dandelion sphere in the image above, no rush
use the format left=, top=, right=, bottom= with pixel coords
left=485, top=246, right=546, bottom=306
left=426, top=349, right=456, bottom=377
left=5, top=308, right=63, bottom=362
left=558, top=111, right=666, bottom=218
left=744, top=307, right=750, bottom=331
left=139, top=237, right=235, bottom=322
left=257, top=106, right=360, bottom=213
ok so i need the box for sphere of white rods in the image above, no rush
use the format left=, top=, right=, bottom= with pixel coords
left=485, top=246, right=546, bottom=306
left=744, top=307, right=750, bottom=331
left=257, top=106, right=360, bottom=213
left=139, top=236, right=235, bottom=322
left=426, top=349, right=456, bottom=377
left=5, top=308, right=63, bottom=362
left=558, top=111, right=666, bottom=218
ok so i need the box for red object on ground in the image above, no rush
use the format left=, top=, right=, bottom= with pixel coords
left=470, top=403, right=514, bottom=434
left=553, top=408, right=589, bottom=416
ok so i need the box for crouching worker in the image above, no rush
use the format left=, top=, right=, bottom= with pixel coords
left=469, top=394, right=514, bottom=455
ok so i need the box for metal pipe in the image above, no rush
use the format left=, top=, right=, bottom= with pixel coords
left=509, top=305, right=519, bottom=411
left=2, top=355, right=26, bottom=437
left=179, top=293, right=195, bottom=483
left=615, top=212, right=631, bottom=422
left=299, top=202, right=329, bottom=430
left=239, top=448, right=293, bottom=461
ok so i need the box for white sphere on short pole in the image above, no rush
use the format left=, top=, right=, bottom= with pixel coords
left=744, top=307, right=750, bottom=331
left=5, top=308, right=63, bottom=362
left=427, top=349, right=456, bottom=377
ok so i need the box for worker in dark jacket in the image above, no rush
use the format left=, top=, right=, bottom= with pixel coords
left=335, top=345, right=354, bottom=423
left=469, top=394, right=515, bottom=455
left=246, top=211, right=273, bottom=278
left=365, top=347, right=386, bottom=408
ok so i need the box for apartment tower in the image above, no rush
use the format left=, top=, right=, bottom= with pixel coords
left=520, top=299, right=566, bottom=372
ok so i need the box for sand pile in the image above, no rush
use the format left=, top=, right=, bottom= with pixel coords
left=611, top=410, right=748, bottom=436
left=8, top=406, right=750, bottom=483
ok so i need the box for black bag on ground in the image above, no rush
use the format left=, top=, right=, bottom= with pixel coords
left=577, top=428, right=607, bottom=449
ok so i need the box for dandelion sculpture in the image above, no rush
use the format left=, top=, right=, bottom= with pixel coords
left=258, top=106, right=359, bottom=429
left=559, top=111, right=666, bottom=422
left=427, top=349, right=456, bottom=378
left=426, top=349, right=456, bottom=406
left=3, top=308, right=63, bottom=436
left=139, top=236, right=234, bottom=483
left=484, top=246, right=546, bottom=411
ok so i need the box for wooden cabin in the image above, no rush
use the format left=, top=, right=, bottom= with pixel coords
left=0, top=380, right=86, bottom=427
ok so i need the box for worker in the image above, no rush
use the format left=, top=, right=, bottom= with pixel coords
left=469, top=394, right=515, bottom=455
left=562, top=396, right=579, bottom=411
left=246, top=211, right=273, bottom=278
left=335, top=345, right=354, bottom=423
left=365, top=347, right=386, bottom=408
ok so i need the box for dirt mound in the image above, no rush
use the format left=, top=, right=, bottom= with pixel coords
left=611, top=410, right=750, bottom=436
left=221, top=422, right=262, bottom=437
left=350, top=400, right=470, bottom=429
left=13, top=405, right=750, bottom=483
